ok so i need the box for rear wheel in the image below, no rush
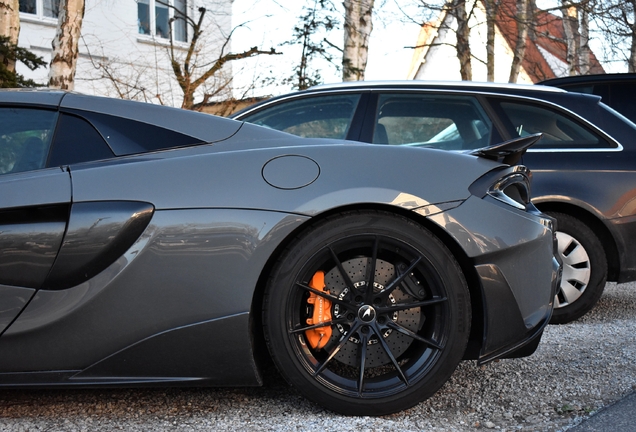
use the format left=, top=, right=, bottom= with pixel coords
left=546, top=212, right=607, bottom=324
left=263, top=211, right=470, bottom=415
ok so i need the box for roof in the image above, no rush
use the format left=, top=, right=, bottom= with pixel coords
left=232, top=80, right=597, bottom=119
left=540, top=73, right=636, bottom=86
left=495, top=0, right=605, bottom=81
left=312, top=80, right=565, bottom=93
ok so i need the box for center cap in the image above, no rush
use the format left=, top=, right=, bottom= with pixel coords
left=358, top=305, right=377, bottom=323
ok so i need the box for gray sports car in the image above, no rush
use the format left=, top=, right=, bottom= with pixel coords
left=0, top=90, right=559, bottom=415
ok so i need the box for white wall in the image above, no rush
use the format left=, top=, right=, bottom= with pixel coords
left=16, top=0, right=232, bottom=107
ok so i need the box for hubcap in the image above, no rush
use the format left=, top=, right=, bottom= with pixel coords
left=555, top=231, right=591, bottom=308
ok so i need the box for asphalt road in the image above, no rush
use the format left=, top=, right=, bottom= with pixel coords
left=1, top=282, right=635, bottom=431
left=569, top=390, right=636, bottom=432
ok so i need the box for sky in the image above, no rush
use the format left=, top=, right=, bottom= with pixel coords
left=230, top=0, right=423, bottom=98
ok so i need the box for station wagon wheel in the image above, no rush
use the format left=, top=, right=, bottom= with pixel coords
left=546, top=211, right=607, bottom=324
left=263, top=211, right=470, bottom=416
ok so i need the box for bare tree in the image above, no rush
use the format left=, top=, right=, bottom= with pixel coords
left=167, top=5, right=279, bottom=109
left=48, top=0, right=85, bottom=89
left=593, top=0, right=636, bottom=71
left=560, top=0, right=581, bottom=75
left=509, top=0, right=532, bottom=82
left=342, top=0, right=375, bottom=81
left=78, top=1, right=277, bottom=109
left=448, top=0, right=473, bottom=80
left=284, top=0, right=338, bottom=90
left=483, top=0, right=498, bottom=81
left=579, top=1, right=592, bottom=74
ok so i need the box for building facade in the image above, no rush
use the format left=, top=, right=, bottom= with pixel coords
left=16, top=0, right=232, bottom=107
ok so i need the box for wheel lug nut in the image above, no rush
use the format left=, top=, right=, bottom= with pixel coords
left=347, top=313, right=355, bottom=321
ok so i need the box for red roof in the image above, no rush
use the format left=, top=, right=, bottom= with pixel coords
left=495, top=0, right=604, bottom=81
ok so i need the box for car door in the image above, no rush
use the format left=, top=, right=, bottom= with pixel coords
left=0, top=107, right=71, bottom=335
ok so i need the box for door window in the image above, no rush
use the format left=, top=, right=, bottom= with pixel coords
left=492, top=99, right=609, bottom=148
left=373, top=94, right=492, bottom=150
left=0, top=108, right=57, bottom=175
left=240, top=94, right=361, bottom=139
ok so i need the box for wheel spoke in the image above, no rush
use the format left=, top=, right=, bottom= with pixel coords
left=562, top=266, right=590, bottom=286
left=377, top=296, right=447, bottom=314
left=289, top=317, right=348, bottom=334
left=386, top=321, right=444, bottom=350
left=328, top=246, right=359, bottom=294
left=365, top=236, right=380, bottom=304
left=295, top=282, right=351, bottom=307
left=313, top=321, right=361, bottom=377
left=357, top=330, right=369, bottom=396
left=562, top=244, right=589, bottom=266
left=377, top=256, right=422, bottom=297
left=371, top=322, right=409, bottom=385
left=559, top=280, right=584, bottom=304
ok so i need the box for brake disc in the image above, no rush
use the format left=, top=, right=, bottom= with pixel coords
left=324, top=257, right=422, bottom=368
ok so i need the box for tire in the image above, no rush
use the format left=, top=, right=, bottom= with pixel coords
left=546, top=212, right=607, bottom=324
left=263, top=211, right=471, bottom=416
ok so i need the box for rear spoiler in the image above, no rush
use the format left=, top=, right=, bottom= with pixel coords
left=470, top=133, right=542, bottom=165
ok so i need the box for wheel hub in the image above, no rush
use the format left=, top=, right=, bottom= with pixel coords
left=357, top=305, right=377, bottom=323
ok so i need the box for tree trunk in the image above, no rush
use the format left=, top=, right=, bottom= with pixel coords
left=48, top=0, right=85, bottom=90
left=630, top=27, right=636, bottom=73
left=0, top=0, right=20, bottom=73
left=629, top=0, right=636, bottom=72
left=560, top=1, right=580, bottom=76
left=579, top=5, right=590, bottom=74
left=451, top=0, right=472, bottom=81
left=484, top=0, right=497, bottom=82
left=509, top=0, right=530, bottom=82
left=343, top=0, right=374, bottom=81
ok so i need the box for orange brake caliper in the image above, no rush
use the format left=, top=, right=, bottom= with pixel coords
left=305, top=271, right=333, bottom=350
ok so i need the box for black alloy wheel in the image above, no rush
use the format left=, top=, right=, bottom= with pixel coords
left=546, top=211, right=607, bottom=324
left=263, top=211, right=470, bottom=415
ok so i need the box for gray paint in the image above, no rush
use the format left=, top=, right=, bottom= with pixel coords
left=69, top=143, right=497, bottom=215
left=430, top=195, right=555, bottom=325
left=0, top=209, right=307, bottom=372
left=0, top=168, right=70, bottom=210
left=0, top=285, right=35, bottom=334
left=0, top=90, right=64, bottom=107
left=73, top=313, right=261, bottom=386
